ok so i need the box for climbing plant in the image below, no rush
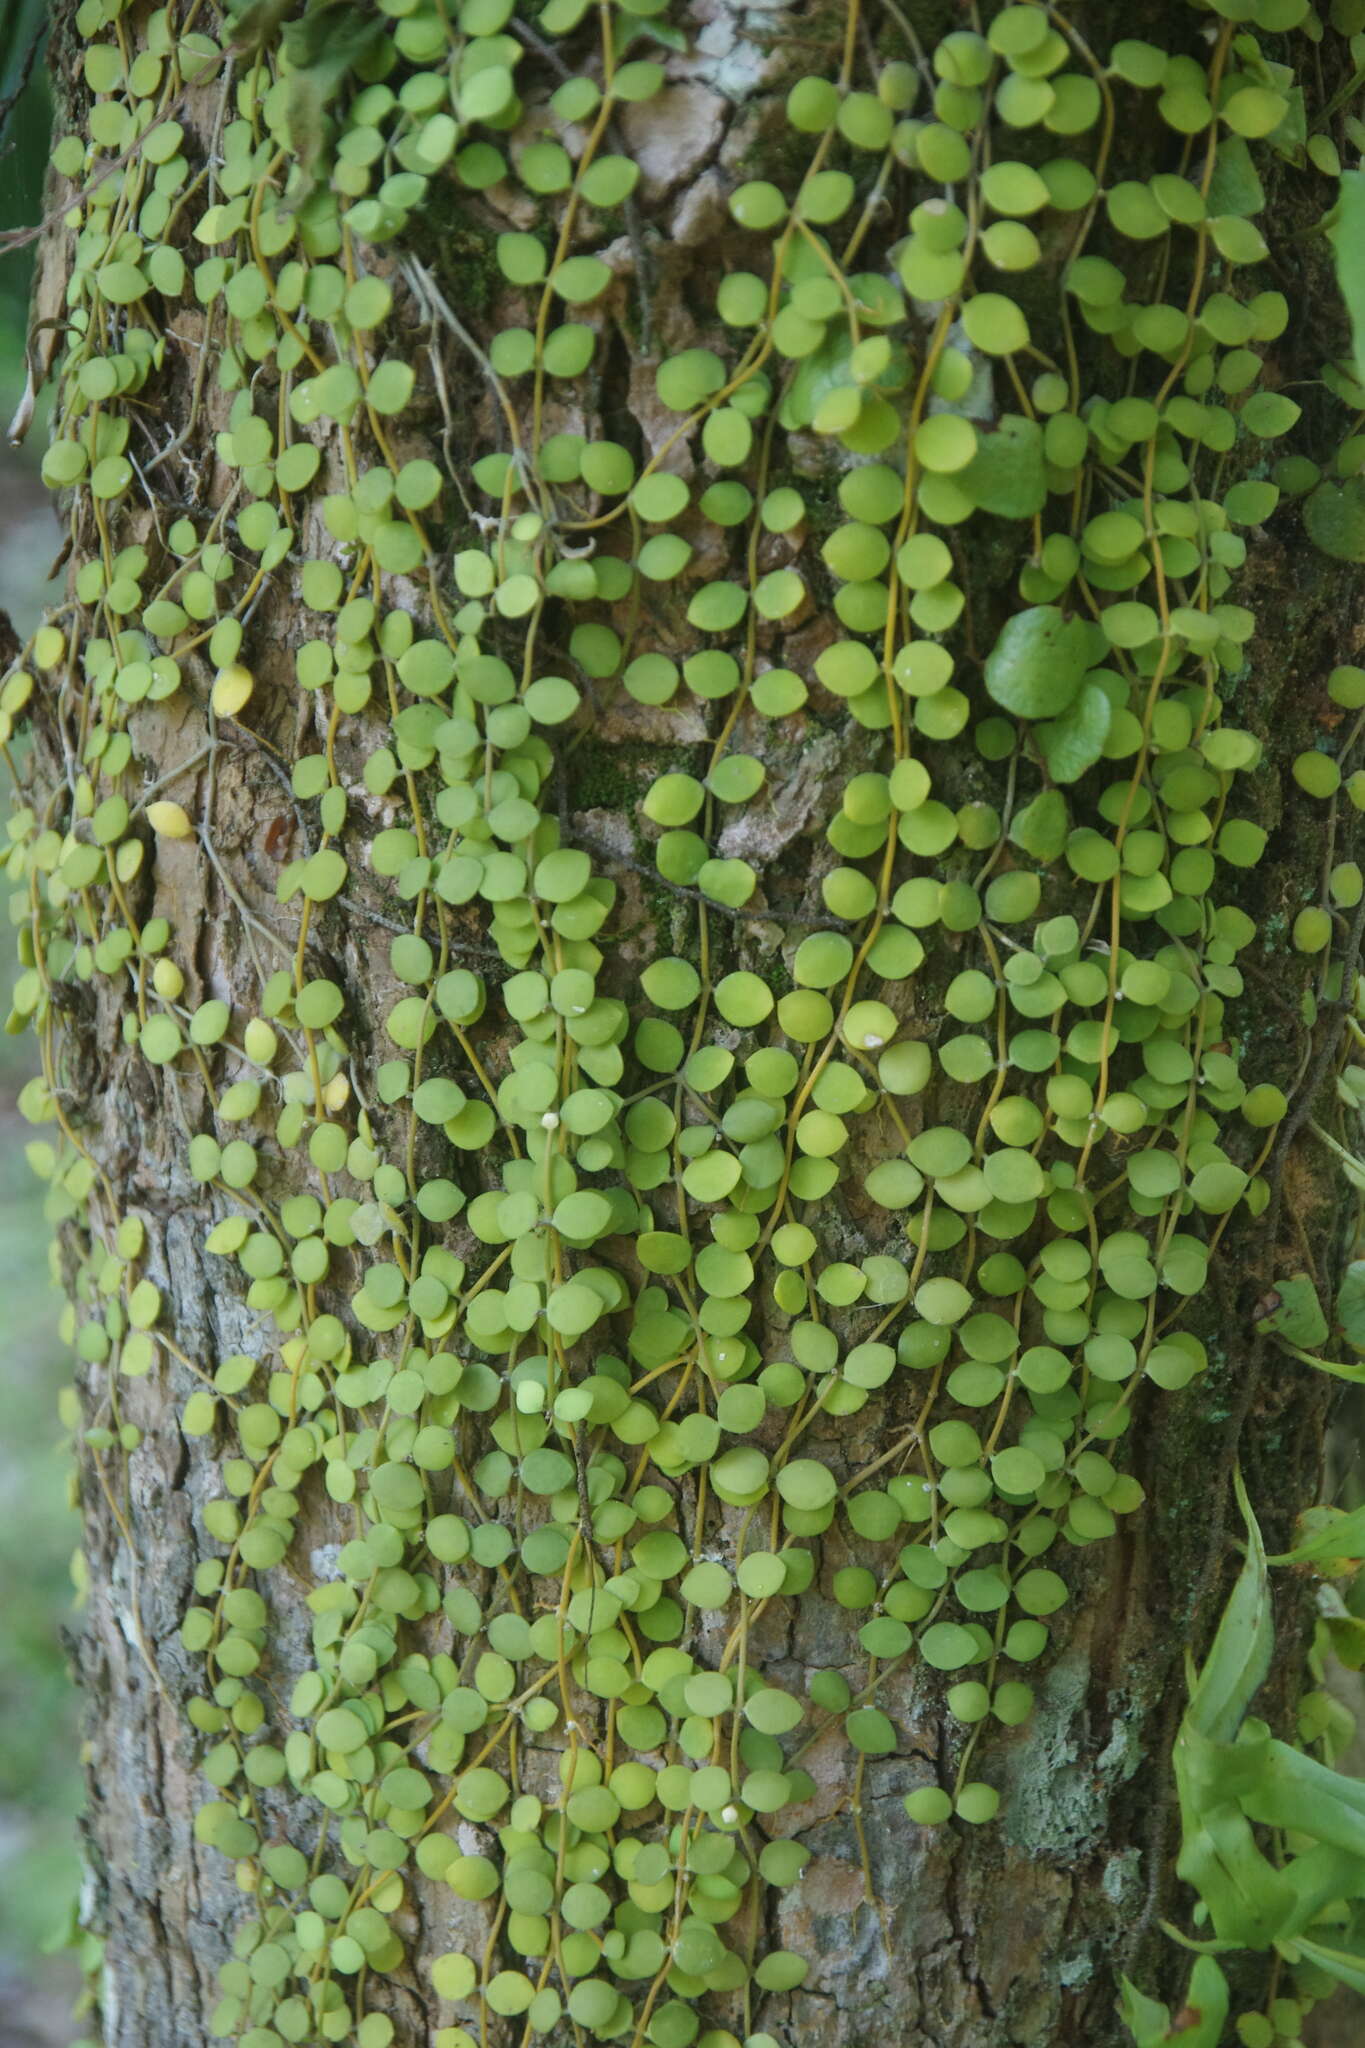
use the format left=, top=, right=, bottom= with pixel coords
left=5, top=0, right=1365, bottom=2043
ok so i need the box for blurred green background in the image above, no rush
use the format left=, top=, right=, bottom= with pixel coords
left=0, top=9, right=83, bottom=2044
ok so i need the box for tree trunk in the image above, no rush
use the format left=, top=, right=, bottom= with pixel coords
left=14, top=3, right=1365, bottom=2046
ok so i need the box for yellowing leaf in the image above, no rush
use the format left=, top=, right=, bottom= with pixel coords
left=212, top=664, right=254, bottom=716
left=147, top=801, right=193, bottom=838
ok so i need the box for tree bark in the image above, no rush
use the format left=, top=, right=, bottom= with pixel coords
left=16, top=3, right=1364, bottom=2046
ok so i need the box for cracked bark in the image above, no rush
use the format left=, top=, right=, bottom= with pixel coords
left=28, top=2, right=1364, bottom=2044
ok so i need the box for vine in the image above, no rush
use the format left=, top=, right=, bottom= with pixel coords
left=4, top=0, right=1365, bottom=2044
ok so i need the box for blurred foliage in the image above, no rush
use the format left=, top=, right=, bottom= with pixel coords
left=0, top=0, right=51, bottom=450
left=0, top=1122, right=81, bottom=1968
left=0, top=0, right=81, bottom=1987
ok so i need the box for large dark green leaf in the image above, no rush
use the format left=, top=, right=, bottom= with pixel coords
left=1304, top=479, right=1365, bottom=563
left=276, top=2, right=384, bottom=203
left=1336, top=1259, right=1365, bottom=1351
left=983, top=606, right=1099, bottom=719
left=959, top=415, right=1047, bottom=520
left=1037, top=679, right=1113, bottom=784
left=780, top=327, right=853, bottom=433
left=224, top=0, right=295, bottom=48
left=1008, top=787, right=1069, bottom=861
left=1254, top=1272, right=1329, bottom=1350
left=1207, top=136, right=1266, bottom=218
left=1328, top=169, right=1365, bottom=390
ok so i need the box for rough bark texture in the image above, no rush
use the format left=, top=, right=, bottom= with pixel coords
left=21, top=2, right=1363, bottom=2045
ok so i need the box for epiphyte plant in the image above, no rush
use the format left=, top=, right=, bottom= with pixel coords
left=5, top=0, right=1365, bottom=2043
